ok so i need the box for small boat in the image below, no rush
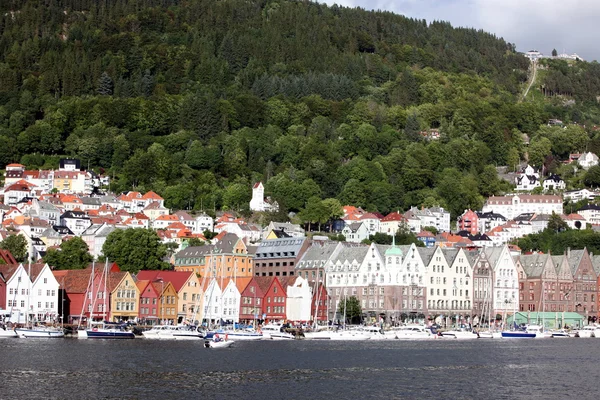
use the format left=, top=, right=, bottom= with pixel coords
left=261, top=324, right=295, bottom=340
left=547, top=329, right=569, bottom=338
left=15, top=326, right=64, bottom=338
left=78, top=322, right=135, bottom=339
left=0, top=324, right=18, bottom=338
left=204, top=335, right=234, bottom=348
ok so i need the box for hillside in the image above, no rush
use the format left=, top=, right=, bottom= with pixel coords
left=0, top=0, right=559, bottom=220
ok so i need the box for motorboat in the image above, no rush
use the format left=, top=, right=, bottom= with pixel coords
left=386, top=325, right=434, bottom=340
left=15, top=326, right=65, bottom=338
left=142, top=325, right=202, bottom=340
left=524, top=324, right=545, bottom=338
left=78, top=322, right=135, bottom=339
left=440, top=329, right=479, bottom=340
left=0, top=324, right=18, bottom=338
left=328, top=329, right=370, bottom=341
left=358, top=326, right=387, bottom=340
left=547, top=329, right=569, bottom=338
left=261, top=324, right=295, bottom=340
left=303, top=326, right=334, bottom=340
left=575, top=325, right=595, bottom=338
left=220, top=328, right=263, bottom=341
left=204, top=336, right=234, bottom=348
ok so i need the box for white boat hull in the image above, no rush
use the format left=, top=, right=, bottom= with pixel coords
left=15, top=328, right=65, bottom=338
left=221, top=331, right=263, bottom=341
left=303, top=331, right=332, bottom=340
left=0, top=328, right=18, bottom=338
left=205, top=339, right=234, bottom=348
left=440, top=331, right=479, bottom=340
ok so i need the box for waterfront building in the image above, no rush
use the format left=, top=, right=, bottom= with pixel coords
left=173, top=233, right=253, bottom=278
left=137, top=270, right=202, bottom=325
left=515, top=253, right=573, bottom=315
left=238, top=277, right=265, bottom=324
left=109, top=272, right=140, bottom=322
left=2, top=263, right=60, bottom=324
left=566, top=248, right=597, bottom=322
left=468, top=249, right=493, bottom=323
left=136, top=280, right=160, bottom=325
left=252, top=237, right=309, bottom=277
left=486, top=246, right=520, bottom=316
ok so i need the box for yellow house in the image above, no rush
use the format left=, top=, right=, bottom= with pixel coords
left=109, top=272, right=140, bottom=322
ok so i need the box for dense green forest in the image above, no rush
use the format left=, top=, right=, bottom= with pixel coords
left=1, top=0, right=600, bottom=221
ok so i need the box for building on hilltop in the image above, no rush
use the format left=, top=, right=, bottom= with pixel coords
left=482, top=194, right=563, bottom=220
left=249, top=182, right=278, bottom=212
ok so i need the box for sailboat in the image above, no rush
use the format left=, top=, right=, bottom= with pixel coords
left=501, top=296, right=535, bottom=338
left=221, top=260, right=262, bottom=341
left=15, top=262, right=64, bottom=338
left=77, top=261, right=134, bottom=339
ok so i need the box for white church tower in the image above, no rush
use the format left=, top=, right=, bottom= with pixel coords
left=250, top=182, right=278, bottom=212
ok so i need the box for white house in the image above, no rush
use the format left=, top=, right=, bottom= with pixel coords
left=60, top=210, right=92, bottom=236
left=221, top=278, right=241, bottom=323
left=487, top=245, right=519, bottom=316
left=423, top=247, right=473, bottom=323
left=514, top=165, right=540, bottom=191
left=3, top=263, right=60, bottom=324
left=564, top=189, right=600, bottom=202
left=577, top=204, right=600, bottom=225
left=543, top=174, right=565, bottom=192
left=285, top=276, right=312, bottom=322
left=405, top=206, right=451, bottom=232
left=379, top=212, right=408, bottom=235
left=202, top=278, right=222, bottom=323
left=342, top=222, right=370, bottom=243
left=249, top=182, right=278, bottom=212
left=578, top=152, right=599, bottom=170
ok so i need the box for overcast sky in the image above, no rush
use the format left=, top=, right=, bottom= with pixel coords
left=319, top=0, right=599, bottom=61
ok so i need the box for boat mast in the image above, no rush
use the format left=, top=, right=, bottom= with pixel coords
left=27, top=261, right=31, bottom=327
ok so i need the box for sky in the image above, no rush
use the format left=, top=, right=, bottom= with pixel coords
left=319, top=0, right=600, bottom=62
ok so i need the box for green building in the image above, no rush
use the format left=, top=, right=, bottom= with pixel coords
left=507, top=312, right=584, bottom=329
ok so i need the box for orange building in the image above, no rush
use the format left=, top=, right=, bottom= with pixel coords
left=173, top=233, right=253, bottom=278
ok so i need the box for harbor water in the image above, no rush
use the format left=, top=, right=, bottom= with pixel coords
left=1, top=338, right=599, bottom=399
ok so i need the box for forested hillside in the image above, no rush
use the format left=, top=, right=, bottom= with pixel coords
left=0, top=0, right=585, bottom=220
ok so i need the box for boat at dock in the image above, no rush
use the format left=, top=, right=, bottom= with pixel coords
left=0, top=324, right=18, bottom=338
left=78, top=322, right=135, bottom=339
left=15, top=325, right=64, bottom=338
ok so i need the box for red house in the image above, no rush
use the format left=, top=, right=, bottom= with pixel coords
left=136, top=280, right=162, bottom=325
left=255, top=276, right=287, bottom=323
left=457, top=209, right=479, bottom=235
left=53, top=263, right=122, bottom=323
left=239, top=277, right=265, bottom=323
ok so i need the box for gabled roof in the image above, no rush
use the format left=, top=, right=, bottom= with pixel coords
left=567, top=249, right=586, bottom=275
left=0, top=264, right=20, bottom=282
left=235, top=277, right=252, bottom=294
left=136, top=270, right=195, bottom=292
left=141, top=191, right=163, bottom=200
left=417, top=247, right=436, bottom=266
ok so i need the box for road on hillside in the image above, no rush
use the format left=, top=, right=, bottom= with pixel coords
left=521, top=61, right=537, bottom=102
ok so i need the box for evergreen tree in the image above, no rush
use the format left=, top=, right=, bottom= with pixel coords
left=97, top=71, right=114, bottom=96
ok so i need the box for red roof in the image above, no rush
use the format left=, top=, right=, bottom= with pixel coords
left=381, top=211, right=406, bottom=222
left=136, top=270, right=195, bottom=292
left=141, top=191, right=163, bottom=200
